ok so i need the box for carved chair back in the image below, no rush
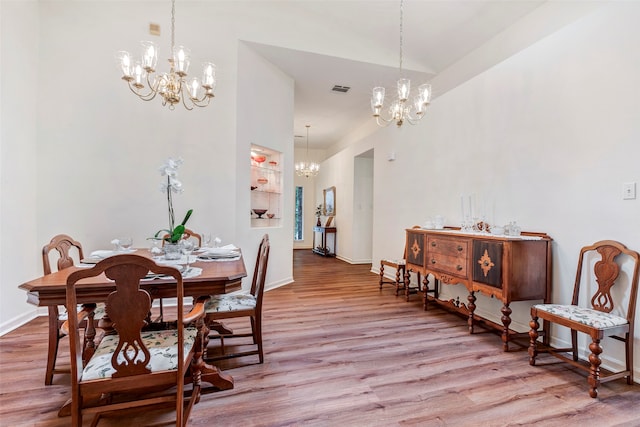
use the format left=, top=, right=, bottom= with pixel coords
left=66, top=254, right=195, bottom=425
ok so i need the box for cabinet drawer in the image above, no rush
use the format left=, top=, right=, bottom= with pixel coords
left=428, top=253, right=468, bottom=278
left=427, top=236, right=468, bottom=258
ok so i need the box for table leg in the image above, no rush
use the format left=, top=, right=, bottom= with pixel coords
left=196, top=318, right=234, bottom=390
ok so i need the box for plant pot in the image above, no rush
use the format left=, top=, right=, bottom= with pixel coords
left=164, top=242, right=183, bottom=260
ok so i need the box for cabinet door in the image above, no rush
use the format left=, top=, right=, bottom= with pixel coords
left=406, top=231, right=425, bottom=267
left=472, top=240, right=502, bottom=288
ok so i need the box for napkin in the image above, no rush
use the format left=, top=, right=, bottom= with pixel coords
left=90, top=250, right=116, bottom=259
left=198, top=245, right=240, bottom=259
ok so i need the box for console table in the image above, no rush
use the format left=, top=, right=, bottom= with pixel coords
left=405, top=227, right=552, bottom=351
left=313, top=226, right=336, bottom=257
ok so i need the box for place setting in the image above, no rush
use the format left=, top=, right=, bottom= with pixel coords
left=196, top=244, right=241, bottom=262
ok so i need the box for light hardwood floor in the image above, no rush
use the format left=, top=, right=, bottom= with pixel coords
left=1, top=250, right=639, bottom=426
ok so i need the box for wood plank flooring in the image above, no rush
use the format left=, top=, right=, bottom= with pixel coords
left=1, top=250, right=639, bottom=426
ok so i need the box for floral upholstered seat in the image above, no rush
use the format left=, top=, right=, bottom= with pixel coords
left=204, top=294, right=256, bottom=313
left=533, top=304, right=627, bottom=329
left=82, top=327, right=197, bottom=381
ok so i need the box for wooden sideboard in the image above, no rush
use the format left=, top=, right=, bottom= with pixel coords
left=405, top=227, right=552, bottom=351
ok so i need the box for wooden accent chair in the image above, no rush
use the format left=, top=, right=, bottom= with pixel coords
left=201, top=234, right=270, bottom=363
left=379, top=226, right=421, bottom=300
left=529, top=240, right=640, bottom=398
left=66, top=254, right=205, bottom=426
left=42, top=234, right=105, bottom=385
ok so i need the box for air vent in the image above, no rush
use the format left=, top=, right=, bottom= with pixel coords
left=149, top=23, right=161, bottom=36
left=331, top=85, right=350, bottom=93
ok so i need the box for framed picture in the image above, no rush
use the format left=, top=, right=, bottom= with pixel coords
left=323, top=186, right=336, bottom=216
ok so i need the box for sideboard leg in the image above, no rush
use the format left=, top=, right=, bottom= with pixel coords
left=467, top=291, right=476, bottom=334
left=501, top=303, right=512, bottom=351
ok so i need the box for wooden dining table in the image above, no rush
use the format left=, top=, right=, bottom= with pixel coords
left=19, top=248, right=247, bottom=396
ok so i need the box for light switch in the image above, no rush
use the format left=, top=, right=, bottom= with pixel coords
left=623, top=182, right=636, bottom=200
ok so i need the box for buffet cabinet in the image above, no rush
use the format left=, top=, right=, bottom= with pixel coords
left=405, top=228, right=552, bottom=351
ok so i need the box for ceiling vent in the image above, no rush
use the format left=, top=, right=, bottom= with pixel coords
left=331, top=85, right=350, bottom=93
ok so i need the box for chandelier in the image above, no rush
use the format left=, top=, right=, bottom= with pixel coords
left=295, top=125, right=320, bottom=178
left=371, top=0, right=431, bottom=127
left=116, top=0, right=216, bottom=110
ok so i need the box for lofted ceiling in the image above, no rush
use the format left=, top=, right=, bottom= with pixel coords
left=243, top=0, right=601, bottom=150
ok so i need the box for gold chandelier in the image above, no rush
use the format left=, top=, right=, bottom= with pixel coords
left=116, top=0, right=216, bottom=110
left=295, top=125, right=320, bottom=178
left=371, top=0, right=431, bottom=127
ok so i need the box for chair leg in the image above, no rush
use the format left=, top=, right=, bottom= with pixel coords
left=587, top=338, right=602, bottom=398
left=528, top=315, right=539, bottom=366
left=625, top=332, right=633, bottom=385
left=379, top=263, right=385, bottom=290
left=395, top=266, right=405, bottom=296
left=405, top=269, right=411, bottom=301
left=571, top=329, right=579, bottom=361
left=253, top=315, right=264, bottom=364
left=46, top=306, right=61, bottom=385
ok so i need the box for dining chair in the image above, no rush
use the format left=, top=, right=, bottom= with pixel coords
left=379, top=226, right=422, bottom=300
left=42, top=234, right=105, bottom=385
left=66, top=254, right=205, bottom=426
left=529, top=240, right=640, bottom=398
left=201, top=234, right=270, bottom=363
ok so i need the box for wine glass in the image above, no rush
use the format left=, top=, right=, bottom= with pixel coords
left=118, top=237, right=133, bottom=252
left=202, top=233, right=212, bottom=248
left=181, top=239, right=196, bottom=273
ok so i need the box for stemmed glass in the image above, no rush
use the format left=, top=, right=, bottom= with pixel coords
left=117, top=237, right=133, bottom=252
left=181, top=239, right=196, bottom=274
left=202, top=233, right=212, bottom=248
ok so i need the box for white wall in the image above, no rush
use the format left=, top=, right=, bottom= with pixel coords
left=315, top=139, right=374, bottom=263
left=293, top=146, right=326, bottom=250
left=333, top=3, right=640, bottom=378
left=0, top=1, right=298, bottom=332
left=236, top=42, right=294, bottom=290
left=352, top=153, right=373, bottom=263
left=0, top=1, right=41, bottom=329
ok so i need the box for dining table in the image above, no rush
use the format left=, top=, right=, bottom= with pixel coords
left=19, top=247, right=248, bottom=402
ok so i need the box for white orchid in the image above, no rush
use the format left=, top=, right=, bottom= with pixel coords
left=154, top=157, right=193, bottom=243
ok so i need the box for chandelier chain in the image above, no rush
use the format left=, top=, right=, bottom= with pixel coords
left=399, top=0, right=403, bottom=76
left=171, top=0, right=176, bottom=54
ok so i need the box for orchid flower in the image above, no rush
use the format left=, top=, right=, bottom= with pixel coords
left=153, top=157, right=193, bottom=243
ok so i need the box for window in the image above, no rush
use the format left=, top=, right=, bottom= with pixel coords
left=294, top=186, right=303, bottom=240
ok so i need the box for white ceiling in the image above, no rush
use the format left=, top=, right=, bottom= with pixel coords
left=243, top=0, right=601, bottom=150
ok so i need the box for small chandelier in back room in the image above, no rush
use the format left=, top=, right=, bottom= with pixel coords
left=295, top=125, right=320, bottom=178
left=371, top=0, right=431, bottom=127
left=116, top=0, right=216, bottom=110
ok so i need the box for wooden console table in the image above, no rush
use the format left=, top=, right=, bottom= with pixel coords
left=313, top=226, right=336, bottom=257
left=405, top=227, right=552, bottom=351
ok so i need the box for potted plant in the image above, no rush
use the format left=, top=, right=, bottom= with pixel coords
left=152, top=157, right=193, bottom=258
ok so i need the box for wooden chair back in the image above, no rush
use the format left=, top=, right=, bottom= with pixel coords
left=66, top=254, right=197, bottom=426
left=250, top=234, right=271, bottom=306
left=573, top=240, right=640, bottom=323
left=41, top=234, right=87, bottom=385
left=43, top=234, right=84, bottom=275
